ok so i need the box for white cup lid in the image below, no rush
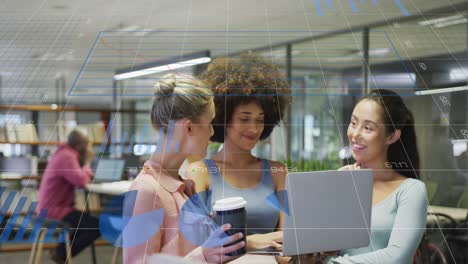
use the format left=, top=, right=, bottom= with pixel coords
left=213, top=197, right=247, bottom=211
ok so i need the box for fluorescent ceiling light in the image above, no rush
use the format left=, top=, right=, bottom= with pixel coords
left=114, top=51, right=211, bottom=80
left=267, top=49, right=301, bottom=58
left=355, top=73, right=415, bottom=85
left=450, top=68, right=468, bottom=81
left=367, top=48, right=390, bottom=56
left=415, top=85, right=468, bottom=95
left=418, top=14, right=464, bottom=26
left=118, top=25, right=140, bottom=31
left=326, top=48, right=389, bottom=62
left=114, top=57, right=211, bottom=80
left=433, top=18, right=468, bottom=28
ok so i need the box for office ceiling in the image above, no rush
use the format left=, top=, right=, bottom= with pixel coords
left=0, top=0, right=467, bottom=102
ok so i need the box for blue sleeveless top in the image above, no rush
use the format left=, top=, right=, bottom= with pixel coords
left=203, top=159, right=279, bottom=235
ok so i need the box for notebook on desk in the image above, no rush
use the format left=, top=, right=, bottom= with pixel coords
left=93, top=159, right=125, bottom=183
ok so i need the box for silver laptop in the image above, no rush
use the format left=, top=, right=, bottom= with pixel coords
left=251, top=169, right=373, bottom=256
left=93, top=159, right=125, bottom=183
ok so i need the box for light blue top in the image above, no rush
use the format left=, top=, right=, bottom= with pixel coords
left=204, top=159, right=279, bottom=235
left=326, top=178, right=428, bottom=264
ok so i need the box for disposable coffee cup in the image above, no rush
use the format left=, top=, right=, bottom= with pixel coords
left=213, top=197, right=247, bottom=256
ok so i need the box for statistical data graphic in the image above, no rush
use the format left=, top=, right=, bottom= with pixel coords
left=0, top=0, right=467, bottom=263
left=69, top=30, right=417, bottom=97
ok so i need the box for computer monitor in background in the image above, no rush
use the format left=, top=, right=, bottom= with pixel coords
left=122, top=154, right=141, bottom=170
left=93, top=159, right=125, bottom=183
left=90, top=157, right=100, bottom=171
left=122, top=154, right=141, bottom=180
left=0, top=157, right=35, bottom=176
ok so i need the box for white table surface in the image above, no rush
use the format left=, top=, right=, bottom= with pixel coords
left=227, top=254, right=277, bottom=264
left=147, top=253, right=276, bottom=264
left=427, top=205, right=467, bottom=223
left=84, top=182, right=468, bottom=226
left=86, top=180, right=133, bottom=195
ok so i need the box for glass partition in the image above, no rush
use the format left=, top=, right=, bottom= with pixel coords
left=289, top=32, right=363, bottom=168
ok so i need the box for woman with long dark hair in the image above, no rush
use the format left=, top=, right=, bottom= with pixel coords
left=320, top=89, right=428, bottom=263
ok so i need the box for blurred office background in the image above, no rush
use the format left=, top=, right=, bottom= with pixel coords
left=0, top=0, right=467, bottom=263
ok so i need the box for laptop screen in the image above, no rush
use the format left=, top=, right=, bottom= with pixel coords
left=94, top=159, right=125, bottom=182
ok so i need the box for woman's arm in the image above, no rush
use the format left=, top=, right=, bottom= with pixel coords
left=272, top=161, right=288, bottom=232
left=245, top=161, right=289, bottom=250
left=326, top=181, right=428, bottom=264
left=271, top=161, right=290, bottom=264
left=123, top=180, right=164, bottom=264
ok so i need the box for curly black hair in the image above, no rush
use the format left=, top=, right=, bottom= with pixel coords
left=200, top=53, right=292, bottom=142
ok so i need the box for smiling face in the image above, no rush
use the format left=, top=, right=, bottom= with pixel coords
left=225, top=102, right=265, bottom=151
left=347, top=99, right=393, bottom=166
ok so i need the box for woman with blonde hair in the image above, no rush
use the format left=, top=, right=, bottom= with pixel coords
left=124, top=74, right=245, bottom=263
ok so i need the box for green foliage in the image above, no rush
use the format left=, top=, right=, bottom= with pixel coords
left=282, top=158, right=340, bottom=172
left=208, top=142, right=222, bottom=151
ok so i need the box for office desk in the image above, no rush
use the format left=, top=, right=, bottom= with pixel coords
left=0, top=174, right=41, bottom=181
left=427, top=205, right=467, bottom=224
left=84, top=181, right=132, bottom=264
left=86, top=181, right=132, bottom=196
left=85, top=183, right=468, bottom=263
left=0, top=173, right=41, bottom=189
left=85, top=182, right=277, bottom=263
left=230, top=254, right=276, bottom=264
left=147, top=253, right=276, bottom=264
left=84, top=184, right=468, bottom=221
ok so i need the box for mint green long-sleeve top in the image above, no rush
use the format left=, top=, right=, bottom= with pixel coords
left=326, top=178, right=428, bottom=264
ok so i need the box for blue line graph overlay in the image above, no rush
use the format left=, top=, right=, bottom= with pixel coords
left=348, top=0, right=359, bottom=13
left=99, top=118, right=114, bottom=153
left=69, top=30, right=416, bottom=97
left=311, top=0, right=409, bottom=16
left=13, top=202, right=38, bottom=242
left=0, top=196, right=27, bottom=242
left=0, top=190, right=67, bottom=243
left=98, top=121, right=182, bottom=155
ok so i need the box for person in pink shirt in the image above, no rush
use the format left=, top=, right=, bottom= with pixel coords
left=123, top=74, right=245, bottom=264
left=37, top=130, right=100, bottom=263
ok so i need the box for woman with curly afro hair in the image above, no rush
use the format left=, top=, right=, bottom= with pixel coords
left=187, top=53, right=292, bottom=262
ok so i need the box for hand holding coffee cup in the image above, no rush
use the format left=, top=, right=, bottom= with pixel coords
left=201, top=224, right=245, bottom=263
left=212, top=197, right=248, bottom=256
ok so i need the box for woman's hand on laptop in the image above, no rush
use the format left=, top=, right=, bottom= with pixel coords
left=247, top=231, right=283, bottom=251
left=338, top=162, right=361, bottom=171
